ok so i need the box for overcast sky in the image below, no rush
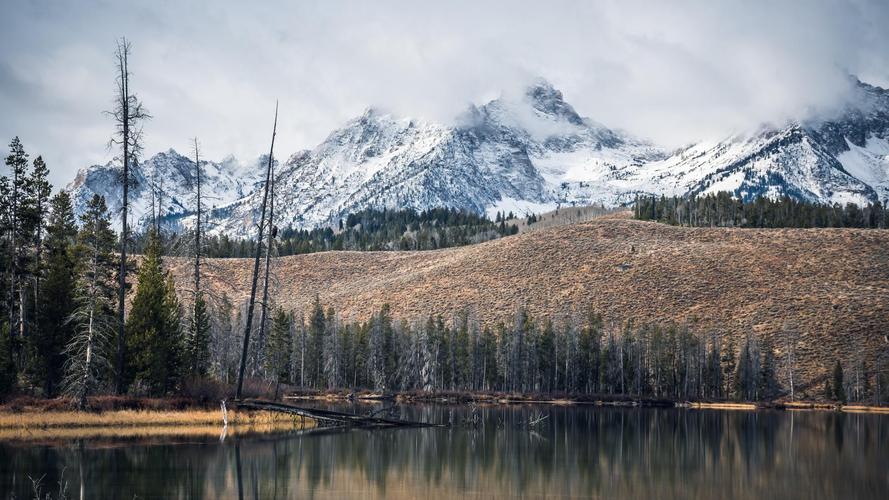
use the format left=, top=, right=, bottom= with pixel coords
left=2, top=0, right=888, bottom=188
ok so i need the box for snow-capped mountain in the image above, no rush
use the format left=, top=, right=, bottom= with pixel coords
left=203, top=80, right=667, bottom=236
left=628, top=79, right=889, bottom=206
left=67, top=149, right=264, bottom=230
left=66, top=77, right=889, bottom=237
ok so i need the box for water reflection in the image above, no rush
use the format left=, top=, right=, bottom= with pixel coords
left=1, top=405, right=887, bottom=499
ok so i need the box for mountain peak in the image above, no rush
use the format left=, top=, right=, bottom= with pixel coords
left=523, top=78, right=583, bottom=125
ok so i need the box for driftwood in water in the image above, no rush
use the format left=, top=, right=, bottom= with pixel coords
left=233, top=399, right=443, bottom=428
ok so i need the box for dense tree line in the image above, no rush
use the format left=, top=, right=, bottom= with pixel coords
left=225, top=300, right=886, bottom=404
left=634, top=191, right=888, bottom=228
left=197, top=208, right=518, bottom=258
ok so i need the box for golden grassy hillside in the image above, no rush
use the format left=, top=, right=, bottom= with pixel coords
left=169, top=213, right=889, bottom=388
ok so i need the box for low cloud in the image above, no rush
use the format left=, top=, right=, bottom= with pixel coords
left=1, top=0, right=888, bottom=188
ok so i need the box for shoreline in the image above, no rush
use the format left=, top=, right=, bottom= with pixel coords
left=1, top=391, right=887, bottom=441
left=285, top=389, right=889, bottom=414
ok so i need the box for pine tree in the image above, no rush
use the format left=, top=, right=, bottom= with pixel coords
left=64, top=195, right=117, bottom=408
left=368, top=305, right=394, bottom=390
left=833, top=360, right=846, bottom=404
left=125, top=230, right=182, bottom=395
left=4, top=137, right=30, bottom=346
left=186, top=291, right=211, bottom=377
left=756, top=337, right=778, bottom=400
left=29, top=191, right=77, bottom=396
left=0, top=324, right=13, bottom=395
left=27, top=156, right=52, bottom=307
left=267, top=308, right=292, bottom=385
left=721, top=338, right=737, bottom=400
left=322, top=307, right=340, bottom=389
left=733, top=336, right=753, bottom=401
left=307, top=297, right=325, bottom=387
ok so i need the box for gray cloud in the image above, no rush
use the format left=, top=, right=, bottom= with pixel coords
left=2, top=0, right=888, bottom=188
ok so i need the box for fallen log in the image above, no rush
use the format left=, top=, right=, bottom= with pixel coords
left=232, top=399, right=444, bottom=428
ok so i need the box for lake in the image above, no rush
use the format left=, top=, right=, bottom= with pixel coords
left=1, top=404, right=887, bottom=499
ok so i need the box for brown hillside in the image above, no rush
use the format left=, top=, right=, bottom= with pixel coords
left=167, top=214, right=889, bottom=390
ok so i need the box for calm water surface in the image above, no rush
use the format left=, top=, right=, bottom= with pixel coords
left=1, top=404, right=887, bottom=499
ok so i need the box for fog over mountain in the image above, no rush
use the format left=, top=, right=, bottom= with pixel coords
left=2, top=0, right=889, bottom=189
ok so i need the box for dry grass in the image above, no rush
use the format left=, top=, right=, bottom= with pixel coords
left=166, top=214, right=889, bottom=396
left=0, top=421, right=310, bottom=442
left=0, top=408, right=300, bottom=428
left=0, top=407, right=314, bottom=442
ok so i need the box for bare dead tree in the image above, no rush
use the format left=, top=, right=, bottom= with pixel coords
left=106, top=37, right=149, bottom=394
left=236, top=102, right=278, bottom=399
left=253, top=154, right=277, bottom=376
left=193, top=138, right=202, bottom=302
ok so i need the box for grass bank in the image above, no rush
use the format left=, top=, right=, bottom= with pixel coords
left=0, top=396, right=314, bottom=442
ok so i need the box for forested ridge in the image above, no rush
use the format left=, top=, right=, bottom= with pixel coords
left=153, top=208, right=520, bottom=258
left=634, top=191, right=889, bottom=228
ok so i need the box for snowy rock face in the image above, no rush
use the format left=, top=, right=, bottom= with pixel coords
left=67, top=78, right=889, bottom=237
left=66, top=149, right=263, bottom=231
left=634, top=79, right=889, bottom=206
left=203, top=80, right=667, bottom=237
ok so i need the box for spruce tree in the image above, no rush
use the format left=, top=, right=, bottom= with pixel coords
left=27, top=156, right=52, bottom=304
left=0, top=324, right=13, bottom=395
left=64, top=195, right=117, bottom=408
left=125, top=230, right=182, bottom=395
left=186, top=292, right=211, bottom=377
left=161, top=274, right=184, bottom=388
left=4, top=137, right=30, bottom=346
left=268, top=308, right=292, bottom=384
left=756, top=338, right=778, bottom=400
left=29, top=191, right=77, bottom=396
left=833, top=360, right=846, bottom=404
left=307, top=297, right=325, bottom=387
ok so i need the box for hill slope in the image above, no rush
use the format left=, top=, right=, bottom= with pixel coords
left=168, top=215, right=889, bottom=391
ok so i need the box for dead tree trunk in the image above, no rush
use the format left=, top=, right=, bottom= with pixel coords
left=253, top=160, right=275, bottom=376
left=235, top=102, right=278, bottom=400
left=234, top=399, right=442, bottom=428
left=193, top=138, right=202, bottom=301
left=108, top=39, right=148, bottom=394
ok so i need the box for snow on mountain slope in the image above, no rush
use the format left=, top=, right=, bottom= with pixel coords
left=624, top=78, right=889, bottom=206
left=67, top=77, right=889, bottom=237
left=837, top=136, right=889, bottom=202
left=631, top=125, right=877, bottom=205
left=66, top=149, right=263, bottom=230
left=204, top=80, right=668, bottom=236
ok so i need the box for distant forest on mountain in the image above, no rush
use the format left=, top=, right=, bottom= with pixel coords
left=160, top=208, right=520, bottom=259
left=634, top=191, right=889, bottom=229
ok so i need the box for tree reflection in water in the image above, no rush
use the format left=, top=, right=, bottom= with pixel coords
left=1, top=406, right=887, bottom=499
